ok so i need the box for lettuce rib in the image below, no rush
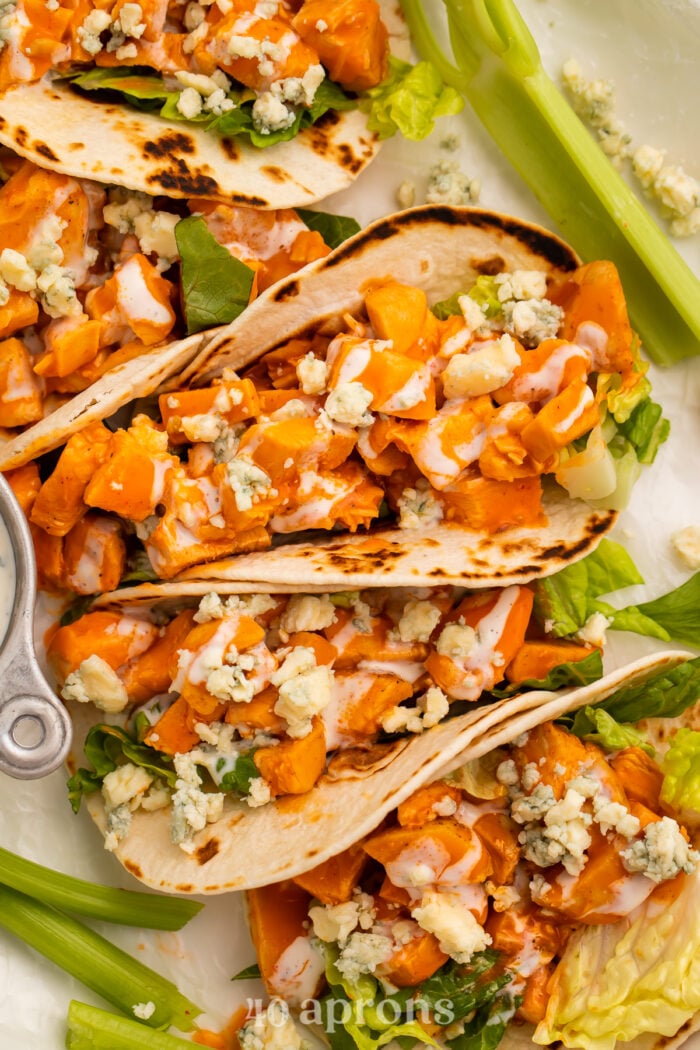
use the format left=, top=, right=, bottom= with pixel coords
left=0, top=846, right=201, bottom=929
left=401, top=0, right=700, bottom=365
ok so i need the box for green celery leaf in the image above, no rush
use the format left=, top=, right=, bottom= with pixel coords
left=175, top=215, right=255, bottom=335
left=219, top=752, right=260, bottom=795
left=617, top=398, right=671, bottom=464
left=361, top=57, right=463, bottom=141
left=661, top=728, right=700, bottom=813
left=231, top=963, right=261, bottom=981
left=489, top=649, right=603, bottom=698
left=565, top=657, right=700, bottom=731
left=296, top=209, right=361, bottom=249
left=533, top=539, right=643, bottom=637
left=571, top=706, right=655, bottom=754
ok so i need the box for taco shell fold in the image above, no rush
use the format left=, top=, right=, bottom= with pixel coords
left=67, top=651, right=690, bottom=894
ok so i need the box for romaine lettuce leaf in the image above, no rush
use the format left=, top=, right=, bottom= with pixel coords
left=361, top=57, right=463, bottom=141
left=566, top=657, right=700, bottom=733
left=533, top=539, right=643, bottom=637
left=617, top=397, right=671, bottom=464
left=69, top=67, right=355, bottom=147
left=534, top=869, right=700, bottom=1050
left=295, top=209, right=361, bottom=249
left=661, top=728, right=700, bottom=814
left=603, top=571, right=700, bottom=648
left=175, top=215, right=255, bottom=335
left=571, top=706, right=654, bottom=755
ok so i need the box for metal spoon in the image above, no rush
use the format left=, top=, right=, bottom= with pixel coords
left=0, top=472, right=72, bottom=778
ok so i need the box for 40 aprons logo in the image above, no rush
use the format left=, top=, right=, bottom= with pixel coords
left=245, top=995, right=458, bottom=1031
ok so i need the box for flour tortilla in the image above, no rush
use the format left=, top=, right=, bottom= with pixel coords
left=0, top=3, right=408, bottom=208
left=158, top=206, right=615, bottom=588
left=0, top=332, right=207, bottom=472
left=172, top=204, right=582, bottom=387
left=65, top=650, right=690, bottom=893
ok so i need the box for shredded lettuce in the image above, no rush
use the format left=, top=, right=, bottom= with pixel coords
left=361, top=57, right=463, bottom=140
left=661, top=728, right=700, bottom=814
left=400, top=0, right=700, bottom=364
left=534, top=869, right=700, bottom=1050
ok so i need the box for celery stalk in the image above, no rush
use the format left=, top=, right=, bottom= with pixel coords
left=0, top=845, right=202, bottom=929
left=0, top=884, right=201, bottom=1031
left=401, top=0, right=700, bottom=366
left=66, top=1001, right=201, bottom=1050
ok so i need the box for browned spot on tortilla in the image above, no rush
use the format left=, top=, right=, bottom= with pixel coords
left=34, top=141, right=59, bottom=162
left=143, top=131, right=196, bottom=158
left=0, top=116, right=6, bottom=130
left=472, top=254, right=506, bottom=276
left=271, top=277, right=301, bottom=303
left=537, top=512, right=614, bottom=562
left=261, top=165, right=291, bottom=183
left=175, top=882, right=195, bottom=892
left=195, top=838, right=220, bottom=864
left=220, top=137, right=239, bottom=161
left=324, top=206, right=578, bottom=273
left=337, top=143, right=363, bottom=173
left=124, top=859, right=143, bottom=878
left=317, top=109, right=340, bottom=129
left=69, top=142, right=84, bottom=150
left=14, top=125, right=27, bottom=147
left=146, top=164, right=221, bottom=199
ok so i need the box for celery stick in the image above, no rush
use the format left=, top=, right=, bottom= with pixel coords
left=66, top=1001, right=201, bottom=1050
left=0, top=845, right=202, bottom=929
left=0, top=884, right=201, bottom=1031
left=401, top=0, right=700, bottom=366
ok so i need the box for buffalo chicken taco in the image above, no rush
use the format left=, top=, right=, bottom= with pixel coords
left=7, top=207, right=666, bottom=595
left=236, top=651, right=700, bottom=1050
left=58, top=568, right=688, bottom=892
left=0, top=144, right=345, bottom=473
left=0, top=1, right=414, bottom=207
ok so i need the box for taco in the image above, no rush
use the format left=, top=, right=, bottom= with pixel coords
left=8, top=206, right=664, bottom=595
left=0, top=1, right=411, bottom=207
left=57, top=563, right=689, bottom=891
left=0, top=144, right=345, bottom=472
left=236, top=650, right=700, bottom=1050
